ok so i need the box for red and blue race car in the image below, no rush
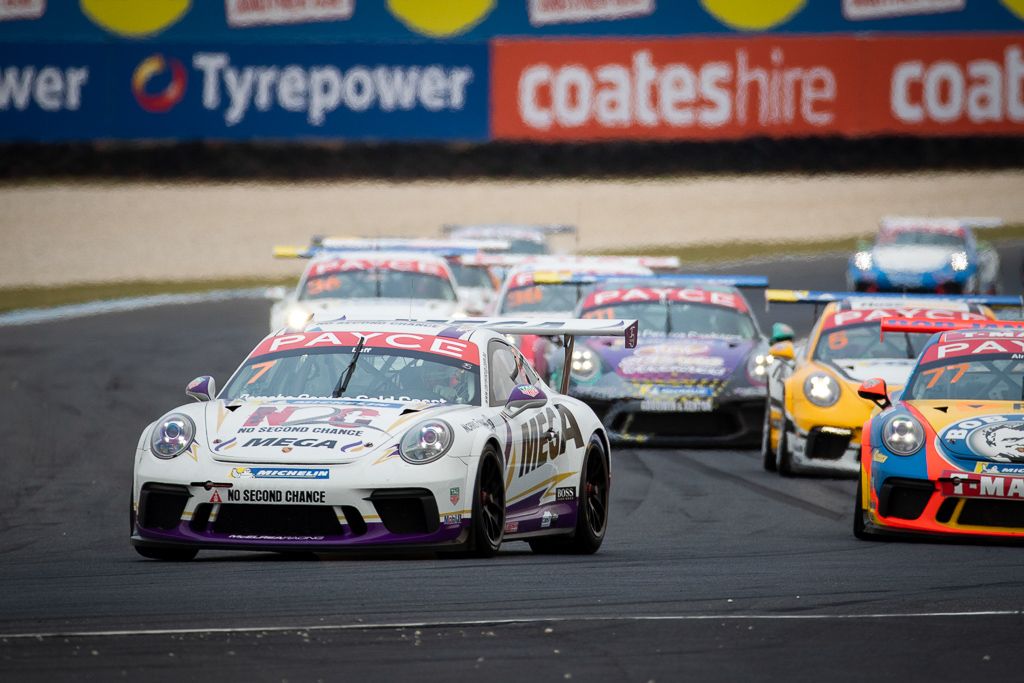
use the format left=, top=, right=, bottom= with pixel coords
left=855, top=314, right=1024, bottom=541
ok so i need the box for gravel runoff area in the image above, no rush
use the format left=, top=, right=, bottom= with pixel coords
left=3, top=170, right=1024, bottom=287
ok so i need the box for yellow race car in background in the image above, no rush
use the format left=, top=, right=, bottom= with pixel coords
left=761, top=290, right=1014, bottom=477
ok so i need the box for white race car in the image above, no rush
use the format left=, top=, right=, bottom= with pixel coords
left=131, top=317, right=638, bottom=560
left=270, top=251, right=464, bottom=331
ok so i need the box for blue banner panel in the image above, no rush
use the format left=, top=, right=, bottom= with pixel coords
left=0, top=1, right=1020, bottom=44
left=0, top=42, right=489, bottom=142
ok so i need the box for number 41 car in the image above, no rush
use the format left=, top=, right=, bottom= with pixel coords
left=132, top=317, right=637, bottom=560
left=854, top=316, right=1024, bottom=541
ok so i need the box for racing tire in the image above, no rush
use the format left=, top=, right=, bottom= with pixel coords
left=529, top=435, right=609, bottom=555
left=852, top=478, right=883, bottom=541
left=134, top=545, right=199, bottom=561
left=466, top=445, right=506, bottom=558
left=776, top=413, right=797, bottom=478
left=761, top=396, right=776, bottom=472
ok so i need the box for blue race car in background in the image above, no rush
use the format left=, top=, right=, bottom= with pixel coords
left=847, top=216, right=1001, bottom=295
left=548, top=276, right=771, bottom=447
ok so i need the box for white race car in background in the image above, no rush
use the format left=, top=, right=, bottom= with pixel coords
left=442, top=223, right=577, bottom=255
left=270, top=251, right=464, bottom=331
left=131, top=317, right=637, bottom=560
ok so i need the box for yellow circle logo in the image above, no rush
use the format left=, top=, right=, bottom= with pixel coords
left=1001, top=0, right=1024, bottom=20
left=80, top=0, right=191, bottom=38
left=387, top=0, right=495, bottom=38
left=700, top=0, right=806, bottom=32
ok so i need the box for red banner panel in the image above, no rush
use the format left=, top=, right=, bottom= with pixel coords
left=491, top=34, right=1024, bottom=140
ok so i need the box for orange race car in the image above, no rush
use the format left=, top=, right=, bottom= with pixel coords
left=855, top=317, right=1024, bottom=541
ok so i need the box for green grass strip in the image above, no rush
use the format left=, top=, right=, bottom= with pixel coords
left=593, top=223, right=1024, bottom=263
left=0, top=277, right=297, bottom=314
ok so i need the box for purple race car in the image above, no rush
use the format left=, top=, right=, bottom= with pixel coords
left=548, top=277, right=771, bottom=447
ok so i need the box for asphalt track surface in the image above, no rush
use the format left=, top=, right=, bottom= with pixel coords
left=2, top=250, right=1024, bottom=682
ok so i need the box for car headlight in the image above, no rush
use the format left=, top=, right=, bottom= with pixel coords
left=804, top=373, right=840, bottom=407
left=150, top=413, right=195, bottom=459
left=881, top=414, right=924, bottom=456
left=747, top=353, right=772, bottom=384
left=571, top=347, right=599, bottom=381
left=400, top=420, right=454, bottom=464
left=286, top=306, right=312, bottom=331
left=853, top=251, right=873, bottom=271
left=950, top=251, right=969, bottom=272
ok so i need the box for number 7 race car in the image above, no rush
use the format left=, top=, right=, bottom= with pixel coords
left=854, top=316, right=1024, bottom=541
left=132, top=317, right=637, bottom=560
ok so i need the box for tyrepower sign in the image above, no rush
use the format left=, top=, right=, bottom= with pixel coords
left=491, top=35, right=1024, bottom=140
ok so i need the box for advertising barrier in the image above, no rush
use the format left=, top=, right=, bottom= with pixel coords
left=492, top=34, right=1024, bottom=141
left=0, top=42, right=489, bottom=141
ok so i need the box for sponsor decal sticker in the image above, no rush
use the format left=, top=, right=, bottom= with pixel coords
left=504, top=520, right=519, bottom=533
left=227, top=489, right=327, bottom=504
left=0, top=0, right=45, bottom=22
left=443, top=513, right=463, bottom=526
left=209, top=489, right=223, bottom=503
left=555, top=486, right=576, bottom=501
left=941, top=415, right=1024, bottom=463
left=940, top=470, right=1024, bottom=499
left=528, top=0, right=655, bottom=27
left=450, top=486, right=461, bottom=506
left=230, top=467, right=330, bottom=480
left=842, top=0, right=964, bottom=21
left=225, top=0, right=354, bottom=28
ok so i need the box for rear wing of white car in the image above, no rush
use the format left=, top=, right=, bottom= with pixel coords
left=428, top=316, right=638, bottom=393
left=273, top=237, right=511, bottom=259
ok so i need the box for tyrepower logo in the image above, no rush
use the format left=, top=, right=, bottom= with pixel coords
left=193, top=52, right=475, bottom=126
left=132, top=54, right=187, bottom=113
left=492, top=38, right=854, bottom=140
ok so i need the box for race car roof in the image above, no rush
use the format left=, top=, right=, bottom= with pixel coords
left=505, top=261, right=655, bottom=288
left=275, top=237, right=510, bottom=259
left=442, top=224, right=576, bottom=242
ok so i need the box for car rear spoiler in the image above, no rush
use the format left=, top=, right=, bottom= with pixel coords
left=274, top=237, right=511, bottom=259
left=879, top=317, right=1024, bottom=339
left=442, top=223, right=577, bottom=236
left=592, top=274, right=769, bottom=288
left=879, top=215, right=1004, bottom=230
left=428, top=316, right=638, bottom=394
left=765, top=289, right=1022, bottom=310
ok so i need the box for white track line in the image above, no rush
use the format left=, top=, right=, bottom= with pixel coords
left=0, top=288, right=271, bottom=327
left=2, top=611, right=1019, bottom=641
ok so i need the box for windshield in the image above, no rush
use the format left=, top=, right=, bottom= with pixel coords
left=222, top=347, right=480, bottom=405
left=500, top=284, right=581, bottom=314
left=878, top=231, right=966, bottom=248
left=904, top=355, right=1024, bottom=401
left=582, top=301, right=757, bottom=339
left=814, top=323, right=930, bottom=362
left=448, top=263, right=495, bottom=289
left=300, top=270, right=456, bottom=302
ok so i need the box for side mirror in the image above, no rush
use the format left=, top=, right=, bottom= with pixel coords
left=186, top=375, right=216, bottom=402
left=857, top=378, right=891, bottom=410
left=504, top=384, right=547, bottom=416
left=769, top=340, right=795, bottom=361
left=770, top=323, right=794, bottom=344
